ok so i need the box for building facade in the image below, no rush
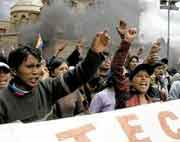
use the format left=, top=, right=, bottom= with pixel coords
left=0, top=0, right=43, bottom=56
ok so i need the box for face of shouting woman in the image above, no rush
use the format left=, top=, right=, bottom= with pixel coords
left=131, top=70, right=151, bottom=95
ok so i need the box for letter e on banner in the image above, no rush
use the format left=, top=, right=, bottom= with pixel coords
left=117, top=114, right=152, bottom=142
left=56, top=124, right=95, bottom=142
left=159, top=111, right=180, bottom=139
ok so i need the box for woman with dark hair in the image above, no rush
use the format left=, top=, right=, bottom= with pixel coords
left=48, top=57, right=68, bottom=78
left=125, top=55, right=139, bottom=77
left=47, top=56, right=86, bottom=118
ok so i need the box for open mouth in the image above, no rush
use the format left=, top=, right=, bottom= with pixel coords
left=139, top=82, right=148, bottom=88
left=29, top=77, right=39, bottom=85
left=0, top=80, right=8, bottom=85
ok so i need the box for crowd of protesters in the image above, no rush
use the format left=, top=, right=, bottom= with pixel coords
left=0, top=20, right=179, bottom=124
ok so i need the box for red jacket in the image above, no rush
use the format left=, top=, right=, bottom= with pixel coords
left=111, top=40, right=153, bottom=107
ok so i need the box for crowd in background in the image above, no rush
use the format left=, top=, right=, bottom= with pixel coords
left=0, top=20, right=180, bottom=124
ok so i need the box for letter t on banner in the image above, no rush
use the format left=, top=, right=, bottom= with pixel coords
left=56, top=124, right=95, bottom=142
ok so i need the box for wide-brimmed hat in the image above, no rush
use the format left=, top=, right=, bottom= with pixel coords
left=129, top=64, right=153, bottom=80
left=152, top=61, right=164, bottom=69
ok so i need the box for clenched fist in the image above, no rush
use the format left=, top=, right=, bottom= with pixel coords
left=124, top=28, right=137, bottom=43
left=116, top=20, right=128, bottom=40
left=91, top=31, right=110, bottom=53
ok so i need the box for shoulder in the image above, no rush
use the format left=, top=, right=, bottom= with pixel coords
left=0, top=87, right=11, bottom=97
left=171, top=81, right=180, bottom=89
left=95, top=87, right=114, bottom=97
left=0, top=87, right=13, bottom=104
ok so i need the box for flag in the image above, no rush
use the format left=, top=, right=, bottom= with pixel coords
left=35, top=33, right=44, bottom=49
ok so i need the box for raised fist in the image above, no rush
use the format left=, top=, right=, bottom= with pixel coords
left=150, top=39, right=161, bottom=54
left=76, top=39, right=84, bottom=49
left=55, top=40, right=68, bottom=57
left=91, top=31, right=110, bottom=53
left=116, top=20, right=128, bottom=40
left=137, top=46, right=144, bottom=56
left=124, top=28, right=137, bottom=43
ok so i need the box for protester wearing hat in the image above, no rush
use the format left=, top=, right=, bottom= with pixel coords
left=90, top=21, right=140, bottom=113
left=0, top=55, right=11, bottom=90
left=0, top=31, right=110, bottom=124
left=112, top=21, right=167, bottom=108
left=161, top=58, right=171, bottom=90
left=150, top=60, right=168, bottom=101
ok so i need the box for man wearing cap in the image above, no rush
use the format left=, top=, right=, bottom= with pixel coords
left=90, top=24, right=138, bottom=113
left=0, top=56, right=11, bottom=90
left=150, top=60, right=168, bottom=101
left=90, top=21, right=162, bottom=113
left=112, top=21, right=165, bottom=108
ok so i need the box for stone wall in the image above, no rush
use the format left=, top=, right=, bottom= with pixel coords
left=0, top=33, right=18, bottom=56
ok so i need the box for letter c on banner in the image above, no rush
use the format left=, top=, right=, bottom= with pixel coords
left=159, top=111, right=180, bottom=139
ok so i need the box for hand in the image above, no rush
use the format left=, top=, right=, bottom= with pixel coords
left=150, top=39, right=161, bottom=54
left=160, top=88, right=167, bottom=101
left=76, top=39, right=84, bottom=49
left=76, top=39, right=84, bottom=56
left=145, top=39, right=161, bottom=64
left=116, top=20, right=128, bottom=40
left=55, top=41, right=68, bottom=57
left=124, top=28, right=137, bottom=43
left=146, top=52, right=160, bottom=64
left=150, top=53, right=160, bottom=62
left=137, top=47, right=144, bottom=56
left=91, top=31, right=110, bottom=53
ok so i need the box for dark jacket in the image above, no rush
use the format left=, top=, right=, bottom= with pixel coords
left=0, top=49, right=104, bottom=124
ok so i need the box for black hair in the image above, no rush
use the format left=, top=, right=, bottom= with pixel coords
left=8, top=45, right=42, bottom=70
left=47, top=57, right=67, bottom=72
left=161, top=58, right=168, bottom=65
left=168, top=68, right=177, bottom=76
left=126, top=55, right=139, bottom=70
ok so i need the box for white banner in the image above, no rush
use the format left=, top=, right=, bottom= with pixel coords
left=0, top=100, right=180, bottom=142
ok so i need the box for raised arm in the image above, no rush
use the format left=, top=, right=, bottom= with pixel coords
left=44, top=31, right=111, bottom=101
left=144, top=39, right=161, bottom=64
left=111, top=20, right=137, bottom=91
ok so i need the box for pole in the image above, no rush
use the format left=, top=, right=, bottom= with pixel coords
left=167, top=0, right=170, bottom=61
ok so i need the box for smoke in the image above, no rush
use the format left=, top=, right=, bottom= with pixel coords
left=39, top=1, right=76, bottom=46
left=76, top=0, right=140, bottom=46
left=18, top=23, right=41, bottom=47
left=37, top=0, right=140, bottom=48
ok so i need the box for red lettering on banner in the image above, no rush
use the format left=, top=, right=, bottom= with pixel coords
left=56, top=124, right=95, bottom=142
left=159, top=111, right=180, bottom=139
left=117, top=114, right=152, bottom=142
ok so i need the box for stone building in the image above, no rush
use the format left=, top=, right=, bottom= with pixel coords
left=0, top=0, right=90, bottom=58
left=0, top=0, right=43, bottom=56
left=10, top=0, right=43, bottom=31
